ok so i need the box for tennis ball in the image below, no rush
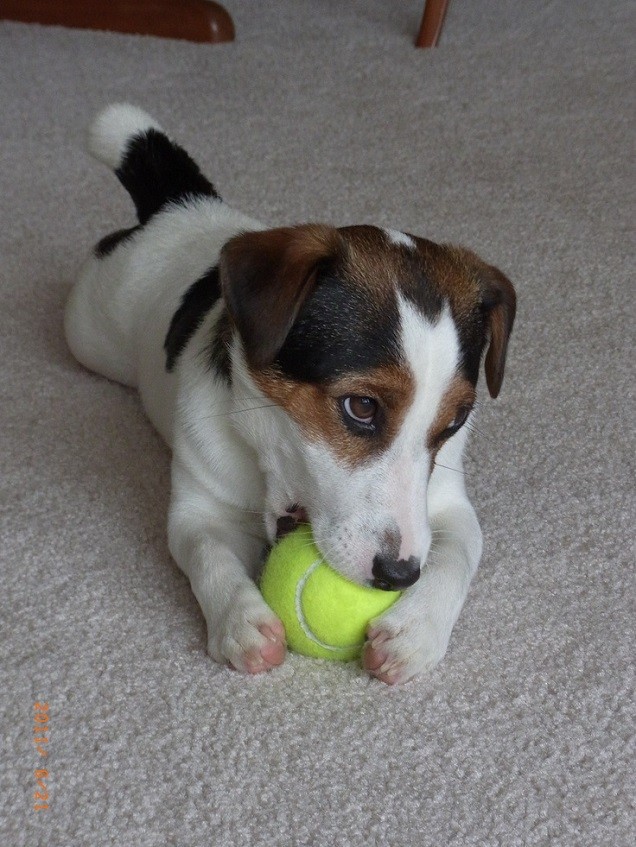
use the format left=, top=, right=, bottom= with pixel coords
left=260, top=524, right=401, bottom=661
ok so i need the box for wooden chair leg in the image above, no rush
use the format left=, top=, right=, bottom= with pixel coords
left=415, top=0, right=450, bottom=48
left=0, top=0, right=235, bottom=44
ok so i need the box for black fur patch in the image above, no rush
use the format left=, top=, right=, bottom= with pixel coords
left=117, top=128, right=220, bottom=225
left=164, top=267, right=222, bottom=372
left=94, top=225, right=141, bottom=257
left=275, top=272, right=402, bottom=383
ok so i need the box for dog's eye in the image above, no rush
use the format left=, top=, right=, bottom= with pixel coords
left=344, top=396, right=377, bottom=423
left=439, top=406, right=471, bottom=441
left=340, top=396, right=378, bottom=427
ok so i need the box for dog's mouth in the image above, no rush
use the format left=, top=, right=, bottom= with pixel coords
left=275, top=504, right=309, bottom=540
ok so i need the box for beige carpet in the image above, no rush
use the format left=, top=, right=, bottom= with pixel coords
left=1, top=2, right=634, bottom=845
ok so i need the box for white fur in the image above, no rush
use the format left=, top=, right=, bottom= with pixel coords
left=364, top=300, right=483, bottom=682
left=88, top=103, right=162, bottom=169
left=384, top=228, right=416, bottom=249
left=65, top=109, right=486, bottom=682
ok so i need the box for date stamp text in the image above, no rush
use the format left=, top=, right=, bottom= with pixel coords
left=33, top=702, right=50, bottom=811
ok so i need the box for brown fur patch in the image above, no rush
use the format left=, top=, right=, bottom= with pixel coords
left=337, top=226, right=409, bottom=302
left=252, top=362, right=415, bottom=467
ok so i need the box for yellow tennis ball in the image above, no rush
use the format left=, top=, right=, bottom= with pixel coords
left=260, top=524, right=401, bottom=661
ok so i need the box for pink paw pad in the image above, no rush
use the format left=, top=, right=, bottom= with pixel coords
left=229, top=622, right=286, bottom=674
left=363, top=631, right=405, bottom=685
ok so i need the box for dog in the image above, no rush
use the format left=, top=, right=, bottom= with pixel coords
left=64, top=104, right=516, bottom=684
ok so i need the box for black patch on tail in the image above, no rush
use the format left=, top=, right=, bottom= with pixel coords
left=117, top=128, right=220, bottom=225
left=164, top=266, right=223, bottom=373
left=95, top=225, right=141, bottom=257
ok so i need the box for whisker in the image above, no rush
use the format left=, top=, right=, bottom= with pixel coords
left=233, top=397, right=280, bottom=407
left=199, top=403, right=280, bottom=421
left=231, top=403, right=280, bottom=414
left=433, top=461, right=465, bottom=475
left=465, top=420, right=490, bottom=439
left=292, top=540, right=333, bottom=563
left=464, top=408, right=495, bottom=442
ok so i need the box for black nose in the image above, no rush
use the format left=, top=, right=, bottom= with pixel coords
left=372, top=555, right=421, bottom=590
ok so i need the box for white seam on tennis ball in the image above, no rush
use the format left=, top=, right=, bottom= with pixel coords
left=294, top=558, right=361, bottom=653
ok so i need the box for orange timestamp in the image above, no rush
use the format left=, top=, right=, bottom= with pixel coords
left=33, top=702, right=50, bottom=811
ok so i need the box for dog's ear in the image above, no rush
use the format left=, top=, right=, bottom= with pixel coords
left=479, top=265, right=516, bottom=398
left=220, top=225, right=343, bottom=368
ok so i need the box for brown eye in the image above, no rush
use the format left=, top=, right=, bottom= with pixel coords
left=341, top=396, right=378, bottom=426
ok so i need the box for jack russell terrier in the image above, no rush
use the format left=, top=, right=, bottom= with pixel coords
left=65, top=105, right=516, bottom=684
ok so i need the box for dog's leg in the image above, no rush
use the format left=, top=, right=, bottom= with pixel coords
left=363, top=430, right=482, bottom=684
left=168, top=461, right=286, bottom=674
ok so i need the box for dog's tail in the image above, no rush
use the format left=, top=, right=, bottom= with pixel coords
left=87, top=103, right=220, bottom=225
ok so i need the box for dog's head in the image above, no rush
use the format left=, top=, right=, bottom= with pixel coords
left=220, top=224, right=515, bottom=589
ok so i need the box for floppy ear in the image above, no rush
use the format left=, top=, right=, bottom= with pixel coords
left=480, top=265, right=516, bottom=398
left=219, top=225, right=343, bottom=368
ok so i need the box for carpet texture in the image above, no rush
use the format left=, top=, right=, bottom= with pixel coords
left=1, top=2, right=634, bottom=845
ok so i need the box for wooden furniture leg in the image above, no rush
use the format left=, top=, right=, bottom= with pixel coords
left=415, top=0, right=450, bottom=48
left=0, top=0, right=235, bottom=44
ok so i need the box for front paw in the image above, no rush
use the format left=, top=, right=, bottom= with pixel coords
left=363, top=606, right=450, bottom=685
left=207, top=587, right=286, bottom=674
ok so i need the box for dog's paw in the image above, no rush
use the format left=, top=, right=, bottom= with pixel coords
left=207, top=588, right=286, bottom=674
left=363, top=606, right=450, bottom=685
